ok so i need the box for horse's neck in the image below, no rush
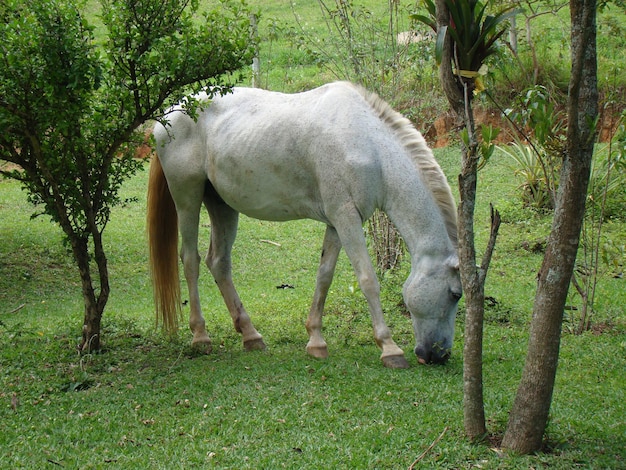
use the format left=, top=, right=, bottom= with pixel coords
left=383, top=171, right=454, bottom=261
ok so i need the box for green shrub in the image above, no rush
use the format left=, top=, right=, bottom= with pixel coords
left=498, top=142, right=554, bottom=210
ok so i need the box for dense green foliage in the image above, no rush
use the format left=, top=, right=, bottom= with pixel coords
left=0, top=0, right=255, bottom=349
left=0, top=0, right=253, bottom=237
left=0, top=0, right=118, bottom=227
left=413, top=0, right=517, bottom=74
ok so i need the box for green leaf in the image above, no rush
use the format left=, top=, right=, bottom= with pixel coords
left=411, top=14, right=437, bottom=32
left=437, top=0, right=517, bottom=73
left=435, top=25, right=448, bottom=66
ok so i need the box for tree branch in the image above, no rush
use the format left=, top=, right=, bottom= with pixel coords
left=408, top=427, right=449, bottom=470
left=479, top=204, right=501, bottom=285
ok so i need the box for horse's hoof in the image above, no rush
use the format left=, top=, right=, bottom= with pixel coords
left=306, top=344, right=329, bottom=359
left=382, top=354, right=410, bottom=369
left=191, top=339, right=212, bottom=355
left=244, top=337, right=267, bottom=351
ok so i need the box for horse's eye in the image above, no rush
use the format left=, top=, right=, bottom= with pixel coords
left=450, top=290, right=462, bottom=301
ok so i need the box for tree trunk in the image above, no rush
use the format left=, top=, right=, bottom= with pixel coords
left=434, top=0, right=502, bottom=440
left=71, top=233, right=108, bottom=352
left=458, top=82, right=489, bottom=441
left=508, top=14, right=518, bottom=54
left=502, top=0, right=598, bottom=453
left=82, top=301, right=103, bottom=352
left=435, top=0, right=464, bottom=117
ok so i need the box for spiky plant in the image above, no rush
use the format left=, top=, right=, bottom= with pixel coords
left=413, top=0, right=516, bottom=79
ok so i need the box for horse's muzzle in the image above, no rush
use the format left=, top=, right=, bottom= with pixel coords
left=415, top=345, right=451, bottom=365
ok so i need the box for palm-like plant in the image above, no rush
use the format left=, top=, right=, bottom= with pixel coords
left=413, top=0, right=516, bottom=75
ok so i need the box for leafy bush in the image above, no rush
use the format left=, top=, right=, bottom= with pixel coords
left=501, top=102, right=626, bottom=219
left=498, top=142, right=554, bottom=210
left=498, top=85, right=563, bottom=210
left=588, top=146, right=626, bottom=220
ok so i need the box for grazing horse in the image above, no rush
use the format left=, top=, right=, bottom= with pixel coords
left=147, top=82, right=461, bottom=367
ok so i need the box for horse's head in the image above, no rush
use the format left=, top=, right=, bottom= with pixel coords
left=403, top=255, right=461, bottom=364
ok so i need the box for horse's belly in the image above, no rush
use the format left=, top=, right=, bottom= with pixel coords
left=219, top=189, right=323, bottom=222
left=209, top=162, right=326, bottom=223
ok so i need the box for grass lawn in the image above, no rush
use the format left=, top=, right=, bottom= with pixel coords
left=2, top=150, right=625, bottom=468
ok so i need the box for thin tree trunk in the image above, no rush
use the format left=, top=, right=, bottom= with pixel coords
left=70, top=232, right=108, bottom=352
left=45, top=171, right=107, bottom=352
left=457, top=82, right=487, bottom=440
left=434, top=0, right=501, bottom=440
left=92, top=228, right=110, bottom=316
left=525, top=15, right=540, bottom=84
left=508, top=14, right=518, bottom=54
left=82, top=302, right=103, bottom=352
left=435, top=0, right=464, bottom=117
left=502, top=0, right=598, bottom=453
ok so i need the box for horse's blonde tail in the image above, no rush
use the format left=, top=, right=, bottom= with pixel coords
left=147, top=154, right=181, bottom=334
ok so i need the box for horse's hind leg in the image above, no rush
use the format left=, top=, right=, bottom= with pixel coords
left=204, top=197, right=266, bottom=352
left=176, top=187, right=212, bottom=352
left=306, top=225, right=341, bottom=359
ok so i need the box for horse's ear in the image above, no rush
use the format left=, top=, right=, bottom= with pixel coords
left=446, top=255, right=460, bottom=271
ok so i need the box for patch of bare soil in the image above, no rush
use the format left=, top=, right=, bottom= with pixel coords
left=422, top=100, right=623, bottom=149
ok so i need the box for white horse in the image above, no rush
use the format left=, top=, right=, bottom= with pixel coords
left=147, top=82, right=461, bottom=367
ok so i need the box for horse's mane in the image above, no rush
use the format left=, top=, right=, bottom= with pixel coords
left=347, top=82, right=458, bottom=249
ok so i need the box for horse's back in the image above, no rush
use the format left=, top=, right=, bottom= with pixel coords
left=155, top=83, right=403, bottom=223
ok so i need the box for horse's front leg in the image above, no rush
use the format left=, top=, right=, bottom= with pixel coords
left=306, top=225, right=342, bottom=359
left=334, top=212, right=409, bottom=369
left=205, top=199, right=266, bottom=352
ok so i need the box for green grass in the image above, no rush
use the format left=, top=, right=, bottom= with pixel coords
left=243, top=1, right=626, bottom=111
left=2, top=152, right=626, bottom=468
